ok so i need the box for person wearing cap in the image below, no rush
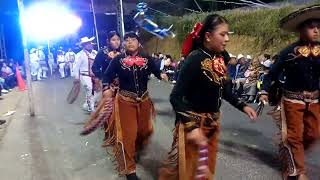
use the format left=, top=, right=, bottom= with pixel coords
left=159, top=14, right=257, bottom=180
left=260, top=5, right=320, bottom=180
left=101, top=32, right=168, bottom=180
left=234, top=54, right=249, bottom=95
left=73, top=36, right=98, bottom=113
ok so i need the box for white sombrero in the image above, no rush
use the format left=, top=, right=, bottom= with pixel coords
left=77, top=36, right=95, bottom=46
left=280, top=4, right=320, bottom=32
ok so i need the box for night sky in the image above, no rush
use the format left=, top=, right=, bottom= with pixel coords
left=0, top=1, right=23, bottom=62
left=0, top=0, right=119, bottom=63
left=0, top=0, right=291, bottom=63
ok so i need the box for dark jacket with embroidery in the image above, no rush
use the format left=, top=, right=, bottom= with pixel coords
left=92, top=48, right=119, bottom=80
left=262, top=41, right=320, bottom=92
left=170, top=48, right=246, bottom=124
left=102, top=53, right=162, bottom=97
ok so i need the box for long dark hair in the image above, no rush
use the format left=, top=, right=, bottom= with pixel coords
left=192, top=14, right=229, bottom=51
left=107, top=31, right=121, bottom=52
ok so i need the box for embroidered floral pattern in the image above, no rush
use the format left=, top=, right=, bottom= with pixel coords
left=120, top=56, right=148, bottom=70
left=201, top=56, right=227, bottom=85
left=295, top=45, right=320, bottom=57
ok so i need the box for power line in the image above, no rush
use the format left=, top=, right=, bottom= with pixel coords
left=238, top=0, right=273, bottom=8
left=254, top=0, right=268, bottom=5
left=193, top=0, right=204, bottom=12
left=148, top=7, right=170, bottom=16
left=213, top=0, right=254, bottom=7
left=209, top=0, right=273, bottom=8
left=163, top=0, right=201, bottom=13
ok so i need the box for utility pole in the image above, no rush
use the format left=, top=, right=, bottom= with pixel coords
left=0, top=24, right=7, bottom=60
left=116, top=0, right=125, bottom=38
left=17, top=0, right=35, bottom=117
left=90, top=0, right=100, bottom=50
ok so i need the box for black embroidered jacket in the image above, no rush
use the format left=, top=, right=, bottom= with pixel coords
left=92, top=48, right=121, bottom=80
left=102, top=53, right=162, bottom=97
left=262, top=41, right=320, bottom=92
left=170, top=48, right=246, bottom=124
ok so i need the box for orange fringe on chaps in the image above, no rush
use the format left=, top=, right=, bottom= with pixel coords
left=267, top=98, right=320, bottom=179
left=158, top=113, right=220, bottom=180
left=103, top=93, right=156, bottom=175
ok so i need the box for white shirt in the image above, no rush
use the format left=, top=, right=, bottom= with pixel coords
left=57, top=55, right=65, bottom=64
left=73, top=49, right=97, bottom=79
left=38, top=50, right=46, bottom=61
left=30, top=52, right=39, bottom=64
left=48, top=53, right=54, bottom=64
left=65, top=51, right=76, bottom=63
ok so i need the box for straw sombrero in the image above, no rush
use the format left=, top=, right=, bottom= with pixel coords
left=77, top=36, right=95, bottom=46
left=280, top=4, right=320, bottom=32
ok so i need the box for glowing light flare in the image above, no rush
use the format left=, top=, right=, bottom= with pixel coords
left=21, top=2, right=82, bottom=41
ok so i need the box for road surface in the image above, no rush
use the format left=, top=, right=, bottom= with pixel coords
left=0, top=77, right=319, bottom=180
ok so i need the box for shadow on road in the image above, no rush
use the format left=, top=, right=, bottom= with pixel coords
left=219, top=139, right=280, bottom=171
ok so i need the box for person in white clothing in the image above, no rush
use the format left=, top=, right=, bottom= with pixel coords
left=73, top=37, right=98, bottom=112
left=29, top=48, right=42, bottom=81
left=57, top=50, right=66, bottom=78
left=65, top=48, right=76, bottom=77
left=48, top=51, right=55, bottom=76
left=38, top=46, right=48, bottom=78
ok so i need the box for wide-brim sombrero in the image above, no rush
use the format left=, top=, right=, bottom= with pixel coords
left=280, top=4, right=320, bottom=32
left=76, top=36, right=95, bottom=46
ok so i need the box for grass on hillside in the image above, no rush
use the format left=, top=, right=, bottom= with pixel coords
left=145, top=4, right=319, bottom=58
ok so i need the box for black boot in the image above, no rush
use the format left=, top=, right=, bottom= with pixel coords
left=126, top=173, right=139, bottom=180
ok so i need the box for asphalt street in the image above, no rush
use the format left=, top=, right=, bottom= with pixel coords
left=0, top=77, right=319, bottom=180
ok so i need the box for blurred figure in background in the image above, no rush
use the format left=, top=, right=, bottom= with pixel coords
left=38, top=46, right=48, bottom=79
left=48, top=51, right=55, bottom=76
left=57, top=50, right=66, bottom=79
left=65, top=48, right=76, bottom=77
left=29, top=48, right=41, bottom=81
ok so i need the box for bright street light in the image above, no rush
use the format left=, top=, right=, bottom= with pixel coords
left=21, top=2, right=82, bottom=42
left=17, top=0, right=82, bottom=117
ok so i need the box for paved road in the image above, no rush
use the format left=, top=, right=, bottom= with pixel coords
left=0, top=77, right=319, bottom=180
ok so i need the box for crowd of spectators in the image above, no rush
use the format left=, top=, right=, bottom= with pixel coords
left=228, top=53, right=277, bottom=103
left=151, top=52, right=277, bottom=104
left=0, top=59, right=17, bottom=97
